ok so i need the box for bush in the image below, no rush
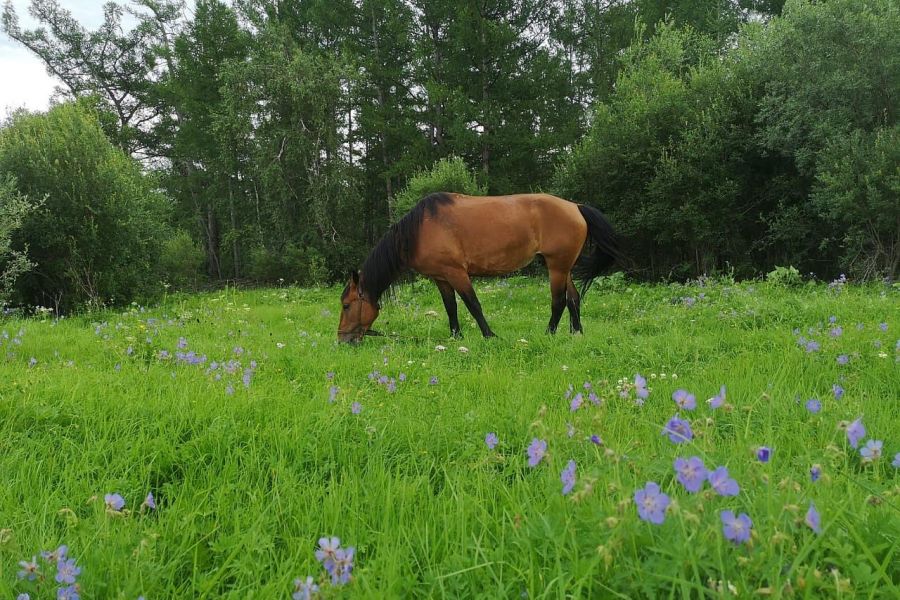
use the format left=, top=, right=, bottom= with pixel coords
left=0, top=101, right=171, bottom=310
left=160, top=230, right=206, bottom=290
left=391, top=156, right=486, bottom=222
left=0, top=174, right=39, bottom=306
left=246, top=244, right=329, bottom=286
left=766, top=265, right=803, bottom=287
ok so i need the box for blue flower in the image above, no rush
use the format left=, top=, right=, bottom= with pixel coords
left=527, top=439, right=547, bottom=467
left=104, top=493, right=125, bottom=512
left=55, top=557, right=80, bottom=584
left=810, top=464, right=822, bottom=482
left=674, top=456, right=707, bottom=493
left=859, top=439, right=883, bottom=463
left=17, top=556, right=39, bottom=580
left=892, top=453, right=900, bottom=468
left=485, top=432, right=498, bottom=449
left=351, top=402, right=362, bottom=415
left=708, top=385, right=726, bottom=409
left=805, top=398, right=821, bottom=414
left=293, top=576, right=320, bottom=600
left=846, top=418, right=865, bottom=449
left=662, top=415, right=693, bottom=444
left=40, top=545, right=68, bottom=563
left=721, top=510, right=752, bottom=544
left=56, top=586, right=79, bottom=600
left=561, top=460, right=577, bottom=495
left=672, top=389, right=696, bottom=411
left=756, top=447, right=772, bottom=463
left=634, top=374, right=649, bottom=400
left=832, top=384, right=844, bottom=400
left=634, top=482, right=670, bottom=524
left=836, top=354, right=849, bottom=365
left=708, top=466, right=740, bottom=496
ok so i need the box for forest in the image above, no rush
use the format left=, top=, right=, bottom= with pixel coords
left=0, top=0, right=897, bottom=310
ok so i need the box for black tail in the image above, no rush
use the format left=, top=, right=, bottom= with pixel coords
left=573, top=204, right=621, bottom=296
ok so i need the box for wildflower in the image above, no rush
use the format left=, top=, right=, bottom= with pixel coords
left=846, top=418, right=865, bottom=449
left=709, top=385, right=726, bottom=409
left=326, top=371, right=335, bottom=380
left=386, top=379, right=397, bottom=393
left=458, top=346, right=469, bottom=353
left=590, top=434, right=602, bottom=445
left=708, top=467, right=740, bottom=496
left=832, top=384, right=844, bottom=400
left=351, top=402, right=362, bottom=415
left=328, top=385, right=338, bottom=402
left=836, top=354, right=849, bottom=365
left=143, top=492, right=156, bottom=510
left=674, top=456, right=707, bottom=493
left=829, top=326, right=842, bottom=337
left=315, top=536, right=341, bottom=572
left=561, top=460, right=577, bottom=495
left=41, top=545, right=68, bottom=563
left=56, top=586, right=79, bottom=600
left=805, top=502, right=821, bottom=534
left=329, top=546, right=355, bottom=585
left=805, top=399, right=821, bottom=414
left=177, top=337, right=188, bottom=349
left=756, top=447, right=772, bottom=463
left=55, top=557, right=81, bottom=584
left=435, top=345, right=446, bottom=351
left=673, top=389, right=696, bottom=411
left=662, top=415, right=693, bottom=444
left=398, top=373, right=407, bottom=382
left=17, top=594, right=30, bottom=600
left=293, top=576, right=319, bottom=600
left=829, top=316, right=837, bottom=324
left=566, top=422, right=575, bottom=438
left=860, top=439, right=883, bottom=463
left=17, top=556, right=39, bottom=580
left=485, top=432, right=498, bottom=449
left=879, top=322, right=888, bottom=332
left=810, top=464, right=822, bottom=482
left=570, top=393, right=583, bottom=412
left=588, top=392, right=600, bottom=406
left=805, top=340, right=820, bottom=353
left=634, top=374, right=649, bottom=400
left=429, top=376, right=439, bottom=385
left=28, top=357, right=37, bottom=367
left=720, top=510, right=752, bottom=544
left=527, top=438, right=547, bottom=467
left=634, top=482, right=670, bottom=525
left=225, top=384, right=234, bottom=395
left=104, top=493, right=125, bottom=512
left=892, top=453, right=900, bottom=468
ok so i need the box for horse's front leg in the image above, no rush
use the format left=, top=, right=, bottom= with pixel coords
left=445, top=270, right=496, bottom=338
left=434, top=279, right=461, bottom=337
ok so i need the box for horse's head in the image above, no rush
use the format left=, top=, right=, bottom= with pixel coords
left=337, top=271, right=380, bottom=344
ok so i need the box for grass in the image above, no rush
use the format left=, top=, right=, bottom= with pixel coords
left=0, top=275, right=898, bottom=598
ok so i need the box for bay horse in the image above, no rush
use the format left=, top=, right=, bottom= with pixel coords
left=337, top=192, right=619, bottom=343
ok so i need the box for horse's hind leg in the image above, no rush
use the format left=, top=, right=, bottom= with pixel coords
left=434, top=279, right=461, bottom=337
left=445, top=271, right=496, bottom=338
left=547, top=269, right=568, bottom=334
left=566, top=275, right=583, bottom=333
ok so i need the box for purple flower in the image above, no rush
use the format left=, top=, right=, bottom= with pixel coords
left=708, top=466, right=740, bottom=496
left=225, top=384, right=234, bottom=395
left=672, top=389, right=696, bottom=411
left=293, top=576, right=320, bottom=600
left=177, top=337, right=188, bottom=349
left=57, top=586, right=79, bottom=600
left=55, top=557, right=81, bottom=584
left=805, top=340, right=820, bottom=353
left=634, top=374, right=649, bottom=400
left=879, top=322, right=888, bottom=332
left=570, top=393, right=583, bottom=412
left=590, top=434, right=602, bottom=445
left=859, top=439, right=883, bottom=463
left=561, top=460, right=577, bottom=495
left=386, top=379, right=397, bottom=393
left=17, top=556, right=39, bottom=580
left=709, top=385, right=726, bottom=409
left=377, top=375, right=389, bottom=385
left=836, top=354, right=849, bottom=365
left=832, top=384, right=844, bottom=400
left=330, top=546, right=355, bottom=585
left=41, top=545, right=67, bottom=563
left=328, top=385, right=339, bottom=402
left=588, top=391, right=600, bottom=406
left=399, top=373, right=407, bottom=382
left=17, top=594, right=30, bottom=600
left=315, top=536, right=341, bottom=572
left=892, top=453, right=900, bottom=468
left=233, top=346, right=244, bottom=356
left=143, top=492, right=156, bottom=510
left=527, top=438, right=547, bottom=467
left=674, top=456, right=707, bottom=493
left=485, top=432, right=498, bottom=449
left=829, top=326, right=842, bottom=337
left=326, top=371, right=335, bottom=380
left=756, top=447, right=772, bottom=463
left=805, top=398, right=821, bottom=414
left=829, top=316, right=837, bottom=324
left=566, top=422, right=575, bottom=438
left=104, top=493, right=125, bottom=511
left=805, top=502, right=821, bottom=534
left=351, top=402, right=362, bottom=415
left=429, top=376, right=438, bottom=386
left=662, top=415, right=693, bottom=444
left=634, top=481, right=670, bottom=525
left=810, top=464, right=822, bottom=482
left=846, top=418, right=865, bottom=449
left=721, top=510, right=752, bottom=544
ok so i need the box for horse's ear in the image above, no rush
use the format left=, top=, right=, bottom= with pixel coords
left=350, top=270, right=359, bottom=286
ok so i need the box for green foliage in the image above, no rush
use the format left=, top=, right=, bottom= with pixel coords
left=766, top=265, right=802, bottom=287
left=160, top=230, right=206, bottom=290
left=0, top=175, right=39, bottom=306
left=0, top=280, right=897, bottom=596
left=392, top=156, right=486, bottom=220
left=0, top=102, right=171, bottom=310
left=246, top=244, right=330, bottom=287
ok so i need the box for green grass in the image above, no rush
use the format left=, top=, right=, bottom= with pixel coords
left=1, top=276, right=898, bottom=598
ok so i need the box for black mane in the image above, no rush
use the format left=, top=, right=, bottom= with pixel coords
left=360, top=192, right=455, bottom=304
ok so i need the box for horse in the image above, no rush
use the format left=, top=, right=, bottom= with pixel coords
left=337, top=192, right=619, bottom=343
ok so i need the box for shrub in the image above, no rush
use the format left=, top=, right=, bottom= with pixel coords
left=766, top=265, right=803, bottom=287
left=391, top=156, right=485, bottom=221
left=160, top=230, right=206, bottom=290
left=0, top=174, right=39, bottom=306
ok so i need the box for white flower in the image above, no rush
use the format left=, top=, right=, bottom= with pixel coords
left=435, top=345, right=447, bottom=352
left=276, top=342, right=285, bottom=349
left=458, top=346, right=469, bottom=353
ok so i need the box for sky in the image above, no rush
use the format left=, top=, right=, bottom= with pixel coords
left=0, top=1, right=138, bottom=115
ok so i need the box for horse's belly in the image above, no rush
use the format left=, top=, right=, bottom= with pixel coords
left=464, top=239, right=538, bottom=275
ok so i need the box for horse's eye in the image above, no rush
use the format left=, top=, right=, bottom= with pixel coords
left=342, top=304, right=350, bottom=311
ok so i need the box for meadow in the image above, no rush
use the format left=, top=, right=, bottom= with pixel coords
left=0, top=276, right=897, bottom=599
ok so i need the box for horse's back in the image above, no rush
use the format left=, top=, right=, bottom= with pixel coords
left=411, top=193, right=587, bottom=277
